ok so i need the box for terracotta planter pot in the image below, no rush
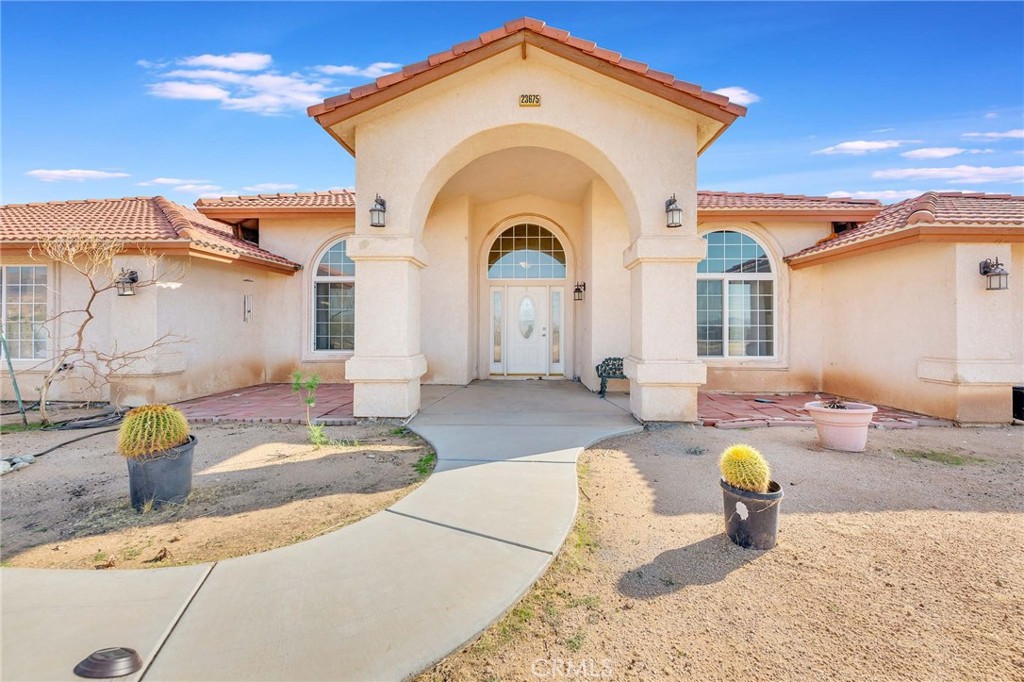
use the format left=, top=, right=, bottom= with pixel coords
left=804, top=401, right=877, bottom=452
left=126, top=435, right=196, bottom=511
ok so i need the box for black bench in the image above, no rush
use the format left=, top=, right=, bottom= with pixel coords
left=595, top=357, right=626, bottom=398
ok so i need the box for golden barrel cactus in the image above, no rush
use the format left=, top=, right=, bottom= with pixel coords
left=719, top=443, right=771, bottom=493
left=117, top=404, right=191, bottom=458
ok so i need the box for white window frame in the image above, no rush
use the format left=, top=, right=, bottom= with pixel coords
left=1, top=263, right=51, bottom=363
left=310, top=238, right=355, bottom=356
left=697, top=230, right=777, bottom=361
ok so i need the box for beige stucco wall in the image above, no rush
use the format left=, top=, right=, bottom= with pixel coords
left=817, top=241, right=1021, bottom=422
left=577, top=180, right=631, bottom=392
left=1, top=252, right=284, bottom=407
left=699, top=218, right=832, bottom=393
left=339, top=40, right=709, bottom=419
left=257, top=214, right=356, bottom=383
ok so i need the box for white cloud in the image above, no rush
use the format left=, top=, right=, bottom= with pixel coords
left=871, top=128, right=896, bottom=133
left=872, top=165, right=1024, bottom=183
left=164, top=69, right=249, bottom=84
left=316, top=62, right=402, bottom=79
left=218, top=73, right=328, bottom=113
left=138, top=177, right=209, bottom=186
left=173, top=184, right=222, bottom=193
left=984, top=112, right=999, bottom=120
left=828, top=188, right=987, bottom=203
left=963, top=129, right=1023, bottom=139
left=814, top=140, right=911, bottom=155
left=26, top=169, right=130, bottom=182
left=144, top=60, right=331, bottom=115
left=900, top=147, right=993, bottom=159
left=242, top=183, right=299, bottom=192
left=710, top=86, right=760, bottom=106
left=179, top=52, right=272, bottom=71
left=828, top=189, right=925, bottom=202
left=149, top=81, right=230, bottom=101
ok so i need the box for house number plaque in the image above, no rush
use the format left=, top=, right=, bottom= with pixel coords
left=519, top=94, right=541, bottom=107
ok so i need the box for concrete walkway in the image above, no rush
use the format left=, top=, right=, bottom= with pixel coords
left=2, top=381, right=639, bottom=681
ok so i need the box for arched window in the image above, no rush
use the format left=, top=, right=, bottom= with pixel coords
left=487, top=224, right=566, bottom=279
left=697, top=230, right=775, bottom=358
left=313, top=239, right=355, bottom=351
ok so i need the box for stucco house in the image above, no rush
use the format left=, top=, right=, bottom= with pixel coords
left=2, top=18, right=1022, bottom=424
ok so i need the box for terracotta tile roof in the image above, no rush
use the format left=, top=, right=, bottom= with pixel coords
left=195, top=189, right=355, bottom=210
left=191, top=188, right=880, bottom=215
left=697, top=191, right=882, bottom=211
left=786, top=192, right=1024, bottom=262
left=308, top=17, right=747, bottom=122
left=0, top=196, right=300, bottom=271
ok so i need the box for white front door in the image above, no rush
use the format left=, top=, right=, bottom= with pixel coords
left=489, top=285, right=565, bottom=377
left=506, top=286, right=548, bottom=374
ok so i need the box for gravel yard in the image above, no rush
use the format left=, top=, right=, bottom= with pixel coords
left=1, top=420, right=433, bottom=569
left=421, top=424, right=1024, bottom=682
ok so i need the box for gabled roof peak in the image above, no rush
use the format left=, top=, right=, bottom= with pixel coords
left=308, top=17, right=746, bottom=131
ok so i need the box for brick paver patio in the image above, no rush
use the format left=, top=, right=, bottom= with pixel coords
left=176, top=383, right=355, bottom=425
left=698, top=392, right=949, bottom=428
left=174, top=383, right=946, bottom=429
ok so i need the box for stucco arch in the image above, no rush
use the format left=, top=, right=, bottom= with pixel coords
left=411, top=123, right=641, bottom=242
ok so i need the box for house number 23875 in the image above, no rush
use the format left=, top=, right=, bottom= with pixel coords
left=519, top=94, right=541, bottom=107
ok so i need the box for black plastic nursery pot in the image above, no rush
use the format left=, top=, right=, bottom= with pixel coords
left=721, top=478, right=784, bottom=550
left=126, top=436, right=196, bottom=511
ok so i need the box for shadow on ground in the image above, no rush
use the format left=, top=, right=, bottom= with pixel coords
left=617, top=534, right=760, bottom=599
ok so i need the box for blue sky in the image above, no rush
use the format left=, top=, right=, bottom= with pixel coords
left=2, top=2, right=1022, bottom=205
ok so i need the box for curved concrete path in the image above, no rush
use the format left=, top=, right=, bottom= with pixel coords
left=2, top=381, right=639, bottom=681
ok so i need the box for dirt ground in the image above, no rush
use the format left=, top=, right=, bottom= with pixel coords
left=420, top=424, right=1024, bottom=682
left=1, top=420, right=433, bottom=569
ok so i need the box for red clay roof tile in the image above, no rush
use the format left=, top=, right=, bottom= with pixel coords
left=786, top=192, right=1024, bottom=261
left=696, top=191, right=881, bottom=211
left=193, top=189, right=872, bottom=214
left=0, top=197, right=300, bottom=270
left=307, top=17, right=748, bottom=122
left=195, top=189, right=355, bottom=210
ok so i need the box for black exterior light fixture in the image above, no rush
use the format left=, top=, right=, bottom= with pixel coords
left=369, top=194, right=387, bottom=228
left=114, top=269, right=139, bottom=297
left=574, top=281, right=586, bottom=302
left=665, top=194, right=683, bottom=228
left=979, top=258, right=1009, bottom=290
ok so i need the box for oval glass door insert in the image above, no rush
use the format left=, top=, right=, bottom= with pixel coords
left=518, top=297, right=536, bottom=339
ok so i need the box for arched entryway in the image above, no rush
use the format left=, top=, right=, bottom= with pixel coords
left=483, top=220, right=570, bottom=377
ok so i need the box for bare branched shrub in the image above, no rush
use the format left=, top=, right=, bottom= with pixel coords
left=25, top=232, right=186, bottom=423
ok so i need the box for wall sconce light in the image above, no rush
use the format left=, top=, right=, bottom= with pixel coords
left=115, top=269, right=139, bottom=297
left=665, top=194, right=683, bottom=228
left=574, top=281, right=586, bottom=302
left=979, top=258, right=1009, bottom=290
left=369, top=194, right=387, bottom=228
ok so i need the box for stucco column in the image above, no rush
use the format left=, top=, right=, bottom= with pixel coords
left=344, top=235, right=428, bottom=417
left=622, top=234, right=707, bottom=421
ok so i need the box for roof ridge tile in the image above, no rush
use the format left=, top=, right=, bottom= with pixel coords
left=307, top=17, right=749, bottom=121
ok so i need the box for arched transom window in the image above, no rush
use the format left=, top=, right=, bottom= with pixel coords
left=487, top=224, right=566, bottom=279
left=313, top=239, right=355, bottom=351
left=697, top=230, right=775, bottom=358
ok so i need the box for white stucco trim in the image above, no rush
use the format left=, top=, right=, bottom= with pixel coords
left=917, top=357, right=1024, bottom=385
